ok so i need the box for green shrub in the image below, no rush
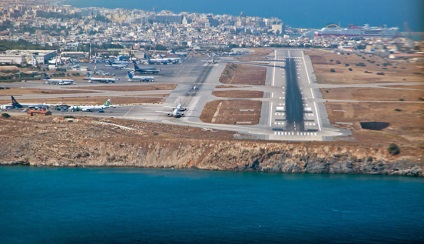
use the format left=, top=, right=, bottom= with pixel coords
left=388, top=143, right=400, bottom=155
left=1, top=113, right=11, bottom=118
left=330, top=68, right=335, bottom=73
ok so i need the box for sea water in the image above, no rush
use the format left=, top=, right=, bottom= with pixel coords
left=0, top=166, right=423, bottom=242
left=64, top=0, right=423, bottom=31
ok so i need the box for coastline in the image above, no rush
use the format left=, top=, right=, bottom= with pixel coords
left=1, top=116, right=422, bottom=177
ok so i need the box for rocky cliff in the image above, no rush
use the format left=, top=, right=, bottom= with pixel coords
left=1, top=116, right=422, bottom=176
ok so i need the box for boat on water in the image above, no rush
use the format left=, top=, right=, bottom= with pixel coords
left=314, top=24, right=399, bottom=37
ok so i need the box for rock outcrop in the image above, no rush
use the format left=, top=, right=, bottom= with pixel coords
left=1, top=116, right=422, bottom=177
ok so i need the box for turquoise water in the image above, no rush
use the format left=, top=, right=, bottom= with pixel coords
left=1, top=166, right=423, bottom=242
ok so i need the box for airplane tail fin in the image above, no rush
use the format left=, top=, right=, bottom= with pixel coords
left=11, top=96, right=23, bottom=108
left=104, top=99, right=111, bottom=107
left=43, top=73, right=50, bottom=79
left=133, top=61, right=140, bottom=70
left=108, top=60, right=112, bottom=65
left=86, top=72, right=91, bottom=79
left=127, top=71, right=133, bottom=79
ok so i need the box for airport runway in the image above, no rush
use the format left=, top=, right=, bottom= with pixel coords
left=2, top=51, right=348, bottom=141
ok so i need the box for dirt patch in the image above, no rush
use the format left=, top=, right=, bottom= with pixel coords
left=236, top=48, right=275, bottom=62
left=307, top=49, right=424, bottom=156
left=306, top=49, right=424, bottom=84
left=72, top=84, right=177, bottom=91
left=219, top=63, right=266, bottom=85
left=0, top=88, right=93, bottom=96
left=200, top=100, right=262, bottom=125
left=325, top=102, right=424, bottom=156
left=212, top=90, right=264, bottom=98
left=321, top=87, right=424, bottom=101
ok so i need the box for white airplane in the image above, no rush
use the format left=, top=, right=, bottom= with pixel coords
left=43, top=74, right=75, bottom=85
left=167, top=58, right=181, bottom=64
left=175, top=103, right=186, bottom=111
left=127, top=71, right=154, bottom=82
left=207, top=58, right=217, bottom=64
left=174, top=51, right=188, bottom=57
left=68, top=99, right=114, bottom=112
left=108, top=60, right=128, bottom=69
left=148, top=58, right=171, bottom=65
left=87, top=72, right=118, bottom=83
left=167, top=108, right=184, bottom=118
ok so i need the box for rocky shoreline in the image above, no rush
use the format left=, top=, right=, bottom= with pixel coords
left=1, top=116, right=422, bottom=177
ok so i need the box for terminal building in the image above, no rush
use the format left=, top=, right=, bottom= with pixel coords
left=0, top=50, right=56, bottom=65
left=154, top=14, right=183, bottom=24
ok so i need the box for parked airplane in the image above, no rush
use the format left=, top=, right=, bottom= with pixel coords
left=167, top=58, right=181, bottom=64
left=43, top=73, right=75, bottom=85
left=147, top=57, right=171, bottom=65
left=87, top=72, right=118, bottom=83
left=207, top=58, right=217, bottom=64
left=68, top=99, right=113, bottom=112
left=108, top=60, right=128, bottom=69
left=174, top=51, right=188, bottom=57
left=133, top=61, right=160, bottom=74
left=2, top=96, right=46, bottom=109
left=127, top=71, right=154, bottom=82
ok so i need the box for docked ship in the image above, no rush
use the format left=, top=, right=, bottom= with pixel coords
left=314, top=24, right=399, bottom=37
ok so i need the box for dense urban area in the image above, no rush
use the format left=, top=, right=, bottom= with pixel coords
left=0, top=1, right=423, bottom=69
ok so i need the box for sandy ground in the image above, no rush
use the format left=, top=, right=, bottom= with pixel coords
left=219, top=63, right=266, bottom=85
left=71, top=84, right=177, bottom=91
left=308, top=49, right=424, bottom=156
left=201, top=62, right=267, bottom=125
left=200, top=100, right=262, bottom=125
left=306, top=49, right=424, bottom=84
left=212, top=90, right=264, bottom=98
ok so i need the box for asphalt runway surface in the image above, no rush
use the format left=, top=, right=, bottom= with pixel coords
left=284, top=57, right=304, bottom=131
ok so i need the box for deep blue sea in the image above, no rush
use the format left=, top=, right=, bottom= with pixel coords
left=0, top=166, right=423, bottom=242
left=64, top=0, right=423, bottom=31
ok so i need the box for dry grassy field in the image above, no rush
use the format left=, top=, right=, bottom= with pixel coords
left=200, top=100, right=262, bottom=125
left=219, top=63, right=266, bottom=85
left=307, top=49, right=424, bottom=156
left=0, top=87, right=94, bottom=96
left=306, top=49, right=424, bottom=84
left=71, top=84, right=177, bottom=92
left=212, top=90, right=264, bottom=98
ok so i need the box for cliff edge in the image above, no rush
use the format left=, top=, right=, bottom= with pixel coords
left=1, top=116, right=422, bottom=176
